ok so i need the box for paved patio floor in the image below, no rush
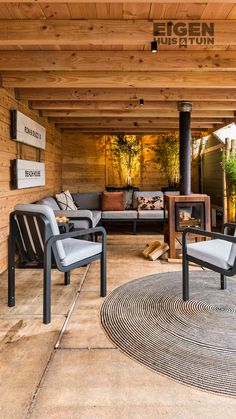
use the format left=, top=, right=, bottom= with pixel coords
left=0, top=233, right=235, bottom=419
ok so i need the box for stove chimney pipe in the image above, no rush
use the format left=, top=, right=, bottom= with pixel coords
left=178, top=101, right=192, bottom=195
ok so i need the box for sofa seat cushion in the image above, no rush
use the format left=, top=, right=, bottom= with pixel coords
left=102, top=210, right=137, bottom=220
left=37, top=196, right=60, bottom=211
left=91, top=210, right=102, bottom=226
left=61, top=238, right=102, bottom=266
left=73, top=210, right=101, bottom=229
left=138, top=210, right=164, bottom=220
left=187, top=239, right=232, bottom=270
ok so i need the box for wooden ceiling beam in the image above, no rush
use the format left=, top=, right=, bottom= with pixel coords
left=0, top=20, right=235, bottom=46
left=57, top=123, right=214, bottom=129
left=1, top=0, right=235, bottom=3
left=1, top=50, right=236, bottom=72
left=51, top=117, right=223, bottom=124
left=4, top=71, right=236, bottom=89
left=31, top=100, right=236, bottom=111
left=43, top=110, right=234, bottom=118
left=17, top=88, right=236, bottom=102
left=61, top=129, right=205, bottom=136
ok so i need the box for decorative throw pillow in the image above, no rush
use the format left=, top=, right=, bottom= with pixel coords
left=102, top=192, right=125, bottom=211
left=137, top=196, right=163, bottom=211
left=55, top=190, right=78, bottom=211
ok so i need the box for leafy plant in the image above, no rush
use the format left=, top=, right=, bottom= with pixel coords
left=152, top=133, right=180, bottom=187
left=221, top=152, right=236, bottom=185
left=109, top=133, right=141, bottom=187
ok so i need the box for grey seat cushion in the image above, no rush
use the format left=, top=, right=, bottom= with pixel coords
left=133, top=191, right=163, bottom=209
left=91, top=210, right=102, bottom=226
left=102, top=210, right=137, bottom=220
left=187, top=239, right=232, bottom=270
left=228, top=228, right=236, bottom=267
left=138, top=210, right=164, bottom=219
left=36, top=196, right=60, bottom=211
left=72, top=192, right=101, bottom=210
left=61, top=238, right=102, bottom=266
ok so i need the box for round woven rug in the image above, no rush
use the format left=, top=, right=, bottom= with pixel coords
left=100, top=271, right=236, bottom=397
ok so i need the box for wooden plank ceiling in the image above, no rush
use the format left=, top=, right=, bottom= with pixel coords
left=0, top=1, right=236, bottom=134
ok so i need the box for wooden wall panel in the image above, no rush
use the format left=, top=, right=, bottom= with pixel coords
left=0, top=87, right=62, bottom=273
left=61, top=132, right=168, bottom=194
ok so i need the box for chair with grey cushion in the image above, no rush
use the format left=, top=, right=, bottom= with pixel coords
left=182, top=223, right=236, bottom=301
left=8, top=204, right=106, bottom=324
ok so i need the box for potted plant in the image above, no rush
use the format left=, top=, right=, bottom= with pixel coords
left=152, top=133, right=180, bottom=191
left=109, top=133, right=141, bottom=187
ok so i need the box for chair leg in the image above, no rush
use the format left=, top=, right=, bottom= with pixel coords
left=100, top=252, right=107, bottom=297
left=95, top=233, right=98, bottom=242
left=133, top=220, right=137, bottom=235
left=8, top=236, right=15, bottom=307
left=182, top=258, right=189, bottom=301
left=64, top=271, right=70, bottom=286
left=43, top=263, right=51, bottom=324
left=220, top=274, right=227, bottom=290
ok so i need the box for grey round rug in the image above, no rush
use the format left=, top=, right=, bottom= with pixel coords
left=100, top=271, right=236, bottom=397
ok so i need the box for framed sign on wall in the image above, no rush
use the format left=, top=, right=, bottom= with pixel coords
left=13, top=159, right=45, bottom=189
left=11, top=110, right=46, bottom=150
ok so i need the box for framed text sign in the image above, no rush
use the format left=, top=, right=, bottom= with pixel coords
left=11, top=110, right=46, bottom=150
left=14, top=159, right=45, bottom=189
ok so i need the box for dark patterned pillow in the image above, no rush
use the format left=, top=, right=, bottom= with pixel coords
left=137, top=196, right=163, bottom=211
left=55, top=190, right=79, bottom=210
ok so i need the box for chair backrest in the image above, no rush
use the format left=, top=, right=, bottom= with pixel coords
left=228, top=228, right=236, bottom=267
left=13, top=204, right=66, bottom=261
left=36, top=196, right=60, bottom=210
left=132, top=191, right=163, bottom=209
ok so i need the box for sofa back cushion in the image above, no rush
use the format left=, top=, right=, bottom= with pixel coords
left=102, top=192, right=125, bottom=211
left=133, top=191, right=163, bottom=209
left=72, top=192, right=101, bottom=210
left=36, top=196, right=60, bottom=211
left=137, top=195, right=163, bottom=211
left=55, top=190, right=78, bottom=211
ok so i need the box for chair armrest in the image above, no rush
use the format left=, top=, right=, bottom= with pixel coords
left=182, top=227, right=236, bottom=244
left=46, top=226, right=106, bottom=248
left=54, top=210, right=93, bottom=228
left=54, top=209, right=93, bottom=219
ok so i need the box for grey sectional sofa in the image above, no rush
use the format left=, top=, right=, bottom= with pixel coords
left=36, top=191, right=165, bottom=234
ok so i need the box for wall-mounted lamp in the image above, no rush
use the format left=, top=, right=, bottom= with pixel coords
left=151, top=38, right=158, bottom=53
left=139, top=99, right=144, bottom=106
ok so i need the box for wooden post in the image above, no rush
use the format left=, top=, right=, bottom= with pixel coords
left=229, top=139, right=236, bottom=222
left=223, top=138, right=231, bottom=223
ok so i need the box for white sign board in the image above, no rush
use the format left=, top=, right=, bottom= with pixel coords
left=11, top=110, right=46, bottom=150
left=14, top=159, right=45, bottom=189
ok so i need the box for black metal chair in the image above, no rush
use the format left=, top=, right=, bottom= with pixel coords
left=8, top=204, right=107, bottom=324
left=182, top=223, right=236, bottom=301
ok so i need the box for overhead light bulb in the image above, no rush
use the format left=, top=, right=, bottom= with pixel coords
left=151, top=38, right=158, bottom=53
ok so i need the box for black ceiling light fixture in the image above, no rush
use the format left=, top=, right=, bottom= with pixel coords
left=139, top=98, right=144, bottom=106
left=151, top=38, right=158, bottom=53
